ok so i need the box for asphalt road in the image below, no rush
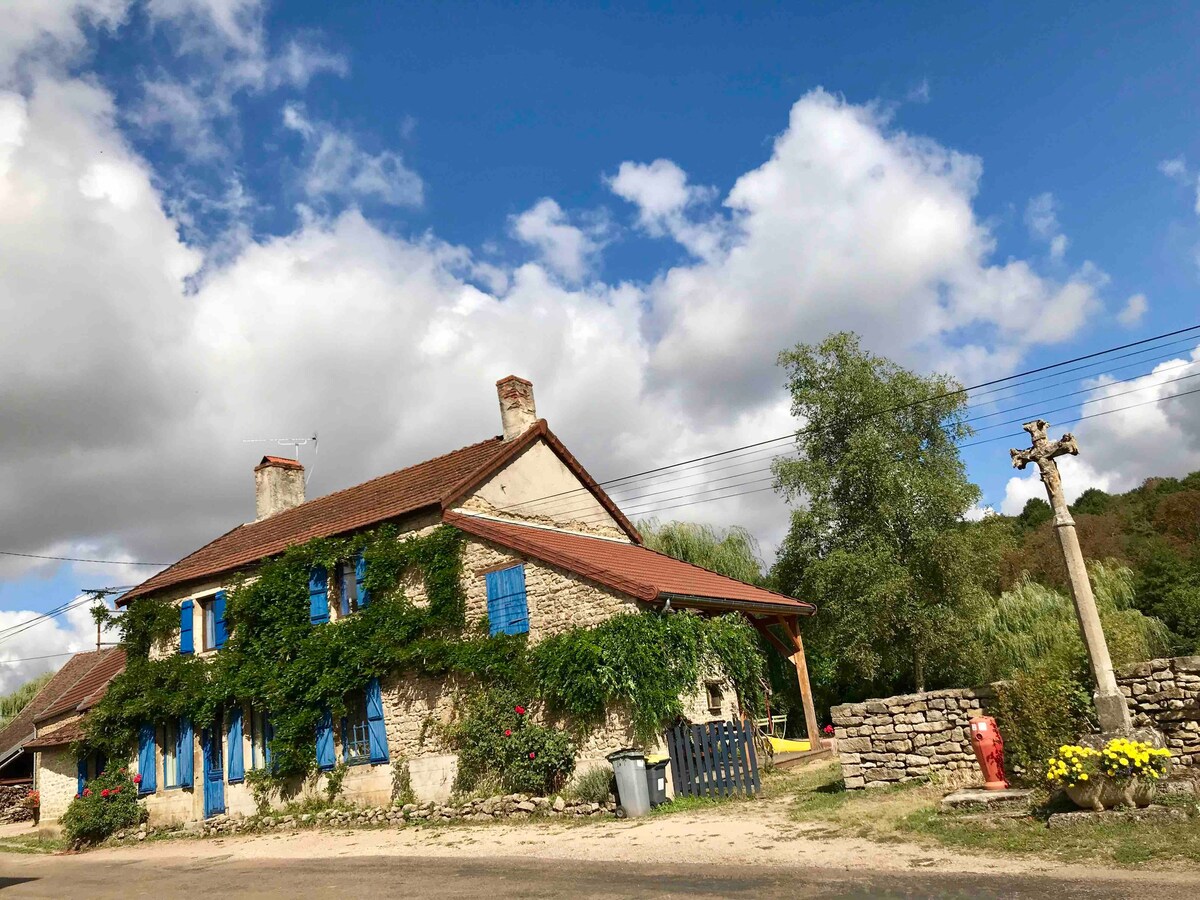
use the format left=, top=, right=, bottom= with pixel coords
left=1, top=853, right=1190, bottom=899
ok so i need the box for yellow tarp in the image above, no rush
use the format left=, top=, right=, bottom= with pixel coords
left=767, top=737, right=811, bottom=754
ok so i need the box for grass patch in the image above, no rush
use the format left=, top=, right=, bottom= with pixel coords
left=774, top=762, right=1200, bottom=867
left=0, top=833, right=68, bottom=855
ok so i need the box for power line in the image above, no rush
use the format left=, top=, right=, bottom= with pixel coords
left=493, top=323, right=1200, bottom=517
left=0, top=651, right=86, bottom=665
left=0, top=549, right=169, bottom=566
left=556, top=382, right=1200, bottom=525
left=530, top=362, right=1200, bottom=524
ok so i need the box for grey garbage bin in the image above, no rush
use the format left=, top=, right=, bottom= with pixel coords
left=606, top=748, right=651, bottom=818
left=645, top=757, right=669, bottom=808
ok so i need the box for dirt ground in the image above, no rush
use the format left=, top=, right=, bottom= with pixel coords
left=6, top=788, right=1200, bottom=893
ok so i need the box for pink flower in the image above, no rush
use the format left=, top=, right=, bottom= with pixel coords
left=133, top=774, right=142, bottom=785
left=83, top=788, right=92, bottom=798
left=528, top=752, right=536, bottom=760
left=504, top=729, right=512, bottom=737
left=823, top=724, right=835, bottom=735
left=100, top=789, right=110, bottom=798
left=514, top=705, right=526, bottom=716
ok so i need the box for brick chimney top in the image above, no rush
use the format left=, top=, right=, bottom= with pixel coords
left=497, top=375, right=536, bottom=441
left=254, top=455, right=306, bottom=521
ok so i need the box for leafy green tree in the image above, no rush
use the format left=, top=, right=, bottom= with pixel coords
left=1133, top=545, right=1200, bottom=653
left=1015, top=498, right=1053, bottom=531
left=771, top=332, right=984, bottom=696
left=638, top=518, right=764, bottom=584
left=0, top=672, right=52, bottom=726
left=1070, top=487, right=1112, bottom=516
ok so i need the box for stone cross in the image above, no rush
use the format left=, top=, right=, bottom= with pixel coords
left=1010, top=419, right=1131, bottom=733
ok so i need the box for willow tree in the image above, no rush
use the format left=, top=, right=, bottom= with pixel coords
left=771, top=332, right=989, bottom=697
left=638, top=519, right=765, bottom=585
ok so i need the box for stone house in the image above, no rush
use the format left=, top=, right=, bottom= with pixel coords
left=35, top=376, right=818, bottom=826
left=18, top=649, right=127, bottom=820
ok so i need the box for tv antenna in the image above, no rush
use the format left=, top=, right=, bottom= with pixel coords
left=243, top=433, right=319, bottom=483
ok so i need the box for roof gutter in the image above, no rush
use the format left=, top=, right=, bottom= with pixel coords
left=656, top=592, right=816, bottom=617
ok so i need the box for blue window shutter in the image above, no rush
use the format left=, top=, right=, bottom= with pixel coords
left=137, top=723, right=157, bottom=795
left=487, top=566, right=528, bottom=636
left=356, top=552, right=369, bottom=609
left=213, top=591, right=228, bottom=649
left=309, top=567, right=329, bottom=624
left=77, top=757, right=87, bottom=796
left=96, top=752, right=106, bottom=776
left=227, top=706, right=245, bottom=783
left=179, top=600, right=194, bottom=654
left=316, top=709, right=335, bottom=770
left=178, top=718, right=194, bottom=786
left=365, top=677, right=389, bottom=763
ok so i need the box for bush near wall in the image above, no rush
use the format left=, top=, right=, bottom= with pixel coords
left=60, top=768, right=146, bottom=846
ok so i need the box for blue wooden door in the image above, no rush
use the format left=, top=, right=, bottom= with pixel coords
left=202, top=724, right=225, bottom=817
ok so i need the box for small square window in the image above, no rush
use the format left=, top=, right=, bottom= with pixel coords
left=705, top=682, right=724, bottom=714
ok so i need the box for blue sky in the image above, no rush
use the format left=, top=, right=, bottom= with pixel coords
left=2, top=0, right=1200, bottom=687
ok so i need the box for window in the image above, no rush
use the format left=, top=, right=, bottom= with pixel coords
left=485, top=565, right=529, bottom=636
left=202, top=591, right=227, bottom=650
left=249, top=709, right=272, bottom=771
left=162, top=720, right=179, bottom=788
left=179, top=600, right=194, bottom=655
left=705, top=682, right=724, bottom=714
left=341, top=691, right=371, bottom=764
left=337, top=553, right=369, bottom=617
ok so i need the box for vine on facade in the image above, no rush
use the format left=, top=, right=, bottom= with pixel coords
left=85, top=524, right=764, bottom=790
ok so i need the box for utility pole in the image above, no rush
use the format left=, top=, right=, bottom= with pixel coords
left=1010, top=419, right=1131, bottom=733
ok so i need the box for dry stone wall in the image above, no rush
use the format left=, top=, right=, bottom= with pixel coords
left=1116, top=656, right=1200, bottom=767
left=0, top=784, right=33, bottom=824
left=830, top=686, right=995, bottom=789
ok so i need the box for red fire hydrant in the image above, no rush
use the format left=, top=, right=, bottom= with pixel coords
left=969, top=716, right=1009, bottom=790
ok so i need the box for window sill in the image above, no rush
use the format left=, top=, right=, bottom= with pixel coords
left=228, top=777, right=244, bottom=785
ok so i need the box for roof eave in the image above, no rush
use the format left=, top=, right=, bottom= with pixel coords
left=655, top=592, right=817, bottom=618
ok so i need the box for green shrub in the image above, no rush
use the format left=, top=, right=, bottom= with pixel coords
left=564, top=765, right=614, bottom=804
left=447, top=688, right=576, bottom=795
left=391, top=757, right=416, bottom=805
left=324, top=761, right=349, bottom=803
left=60, top=767, right=146, bottom=845
left=993, top=670, right=1096, bottom=782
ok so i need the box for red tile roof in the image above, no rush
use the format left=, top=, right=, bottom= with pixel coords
left=120, top=422, right=639, bottom=604
left=34, top=648, right=126, bottom=723
left=0, top=652, right=110, bottom=763
left=25, top=719, right=85, bottom=750
left=444, top=512, right=815, bottom=617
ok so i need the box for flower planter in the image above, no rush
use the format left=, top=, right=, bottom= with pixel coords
left=1064, top=776, right=1159, bottom=811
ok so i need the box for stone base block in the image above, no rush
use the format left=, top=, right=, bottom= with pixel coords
left=939, top=787, right=1032, bottom=812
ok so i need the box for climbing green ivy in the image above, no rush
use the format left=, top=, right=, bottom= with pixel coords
left=85, top=524, right=765, bottom=787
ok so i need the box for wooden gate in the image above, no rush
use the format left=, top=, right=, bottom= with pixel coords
left=665, top=720, right=760, bottom=799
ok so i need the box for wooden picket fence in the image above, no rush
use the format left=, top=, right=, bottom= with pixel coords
left=664, top=720, right=760, bottom=799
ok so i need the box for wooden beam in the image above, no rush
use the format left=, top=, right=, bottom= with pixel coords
left=749, top=616, right=795, bottom=660
left=777, top=615, right=823, bottom=748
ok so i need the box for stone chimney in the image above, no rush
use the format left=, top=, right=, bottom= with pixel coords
left=254, top=456, right=306, bottom=521
left=497, top=375, right=537, bottom=440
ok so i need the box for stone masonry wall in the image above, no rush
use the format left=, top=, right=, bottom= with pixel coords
left=1116, top=656, right=1200, bottom=767
left=35, top=745, right=80, bottom=821
left=830, top=686, right=996, bottom=789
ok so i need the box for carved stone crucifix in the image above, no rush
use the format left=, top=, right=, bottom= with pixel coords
left=1010, top=419, right=1131, bottom=733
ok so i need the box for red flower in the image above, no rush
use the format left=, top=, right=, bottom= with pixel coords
left=514, top=705, right=526, bottom=716
left=133, top=774, right=142, bottom=785
left=113, top=787, right=121, bottom=795
left=101, top=789, right=110, bottom=798
left=83, top=788, right=92, bottom=798
left=823, top=724, right=835, bottom=735
left=504, top=729, right=512, bottom=737
left=528, top=752, right=536, bottom=760
left=74, top=793, right=81, bottom=800
left=119, top=767, right=128, bottom=775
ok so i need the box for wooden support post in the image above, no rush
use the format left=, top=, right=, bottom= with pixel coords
left=778, top=616, right=822, bottom=748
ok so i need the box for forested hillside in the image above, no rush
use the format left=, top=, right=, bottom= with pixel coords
left=999, top=471, right=1200, bottom=654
